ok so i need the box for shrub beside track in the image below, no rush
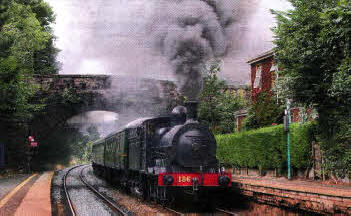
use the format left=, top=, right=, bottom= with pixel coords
left=216, top=122, right=315, bottom=171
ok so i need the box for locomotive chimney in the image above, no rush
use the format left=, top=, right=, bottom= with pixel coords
left=185, top=101, right=198, bottom=121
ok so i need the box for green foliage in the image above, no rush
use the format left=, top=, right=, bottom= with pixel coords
left=0, top=0, right=11, bottom=29
left=321, top=118, right=351, bottom=178
left=0, top=0, right=59, bottom=168
left=216, top=122, right=315, bottom=171
left=198, top=59, right=246, bottom=134
left=217, top=92, right=245, bottom=134
left=242, top=92, right=284, bottom=131
left=62, top=87, right=84, bottom=104
left=198, top=60, right=226, bottom=130
left=272, top=0, right=351, bottom=177
left=72, top=125, right=100, bottom=164
left=0, top=0, right=58, bottom=121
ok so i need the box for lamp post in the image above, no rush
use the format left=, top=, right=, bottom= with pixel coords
left=284, top=99, right=292, bottom=180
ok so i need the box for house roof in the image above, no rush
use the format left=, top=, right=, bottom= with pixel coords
left=247, top=49, right=274, bottom=65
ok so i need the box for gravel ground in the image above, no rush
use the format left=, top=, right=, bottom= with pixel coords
left=51, top=168, right=70, bottom=216
left=82, top=165, right=170, bottom=216
left=66, top=166, right=117, bottom=215
left=0, top=174, right=30, bottom=200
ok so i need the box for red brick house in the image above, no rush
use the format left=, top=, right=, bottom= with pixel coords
left=247, top=50, right=277, bottom=100
left=235, top=50, right=302, bottom=132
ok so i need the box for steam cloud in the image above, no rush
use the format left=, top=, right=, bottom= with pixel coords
left=48, top=0, right=242, bottom=134
left=151, top=0, right=235, bottom=100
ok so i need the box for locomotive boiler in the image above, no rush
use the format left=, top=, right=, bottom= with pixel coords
left=91, top=102, right=231, bottom=204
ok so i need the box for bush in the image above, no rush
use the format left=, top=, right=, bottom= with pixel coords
left=216, top=122, right=315, bottom=171
left=242, top=92, right=284, bottom=131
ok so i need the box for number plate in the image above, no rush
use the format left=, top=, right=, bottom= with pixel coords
left=177, top=175, right=191, bottom=183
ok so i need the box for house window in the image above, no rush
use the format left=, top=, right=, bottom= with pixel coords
left=254, top=65, right=262, bottom=88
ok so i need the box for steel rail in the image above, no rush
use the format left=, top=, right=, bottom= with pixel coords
left=216, top=208, right=238, bottom=215
left=79, top=165, right=131, bottom=216
left=63, top=165, right=84, bottom=216
left=164, top=207, right=184, bottom=216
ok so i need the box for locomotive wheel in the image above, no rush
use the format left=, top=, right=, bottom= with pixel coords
left=156, top=187, right=170, bottom=206
left=145, top=176, right=157, bottom=201
left=148, top=179, right=157, bottom=201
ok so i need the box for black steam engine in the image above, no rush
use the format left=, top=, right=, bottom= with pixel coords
left=92, top=102, right=231, bottom=203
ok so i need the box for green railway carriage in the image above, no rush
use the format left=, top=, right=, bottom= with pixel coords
left=92, top=117, right=170, bottom=185
left=104, top=130, right=128, bottom=169
left=92, top=139, right=104, bottom=166
left=92, top=130, right=128, bottom=169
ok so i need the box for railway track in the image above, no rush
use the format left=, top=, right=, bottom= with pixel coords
left=63, top=165, right=83, bottom=216
left=164, top=206, right=184, bottom=215
left=63, top=165, right=131, bottom=216
left=164, top=206, right=237, bottom=215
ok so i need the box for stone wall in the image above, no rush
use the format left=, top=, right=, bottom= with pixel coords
left=33, top=74, right=110, bottom=92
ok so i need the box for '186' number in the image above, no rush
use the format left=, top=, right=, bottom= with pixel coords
left=178, top=176, right=191, bottom=183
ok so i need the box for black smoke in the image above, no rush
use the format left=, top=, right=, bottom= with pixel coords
left=151, top=0, right=236, bottom=100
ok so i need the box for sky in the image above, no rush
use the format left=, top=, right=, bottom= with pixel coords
left=45, top=0, right=292, bottom=84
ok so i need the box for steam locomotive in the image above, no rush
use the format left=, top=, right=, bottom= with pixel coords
left=91, top=102, right=231, bottom=204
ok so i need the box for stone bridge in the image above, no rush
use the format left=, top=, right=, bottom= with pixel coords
left=33, top=74, right=181, bottom=116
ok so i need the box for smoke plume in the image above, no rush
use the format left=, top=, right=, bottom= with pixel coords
left=150, top=0, right=235, bottom=100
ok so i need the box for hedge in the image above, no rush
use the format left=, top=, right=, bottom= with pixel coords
left=216, top=122, right=315, bottom=171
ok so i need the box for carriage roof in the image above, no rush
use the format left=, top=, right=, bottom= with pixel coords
left=92, top=116, right=170, bottom=147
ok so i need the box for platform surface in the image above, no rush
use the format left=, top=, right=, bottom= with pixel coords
left=232, top=175, right=351, bottom=198
left=14, top=172, right=53, bottom=216
left=0, top=174, right=30, bottom=201
left=0, top=172, right=53, bottom=216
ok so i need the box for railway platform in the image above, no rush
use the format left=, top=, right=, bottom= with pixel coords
left=0, top=172, right=53, bottom=216
left=232, top=175, right=351, bottom=215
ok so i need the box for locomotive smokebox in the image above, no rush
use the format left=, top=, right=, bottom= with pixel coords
left=185, top=101, right=198, bottom=121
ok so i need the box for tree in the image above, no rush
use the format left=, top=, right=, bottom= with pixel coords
left=198, top=59, right=246, bottom=134
left=71, top=125, right=100, bottom=164
left=272, top=0, right=351, bottom=177
left=0, top=0, right=58, bottom=168
left=198, top=60, right=226, bottom=131
left=30, top=0, right=60, bottom=75
left=0, top=2, right=49, bottom=121
left=0, top=0, right=58, bottom=121
left=218, top=92, right=245, bottom=134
